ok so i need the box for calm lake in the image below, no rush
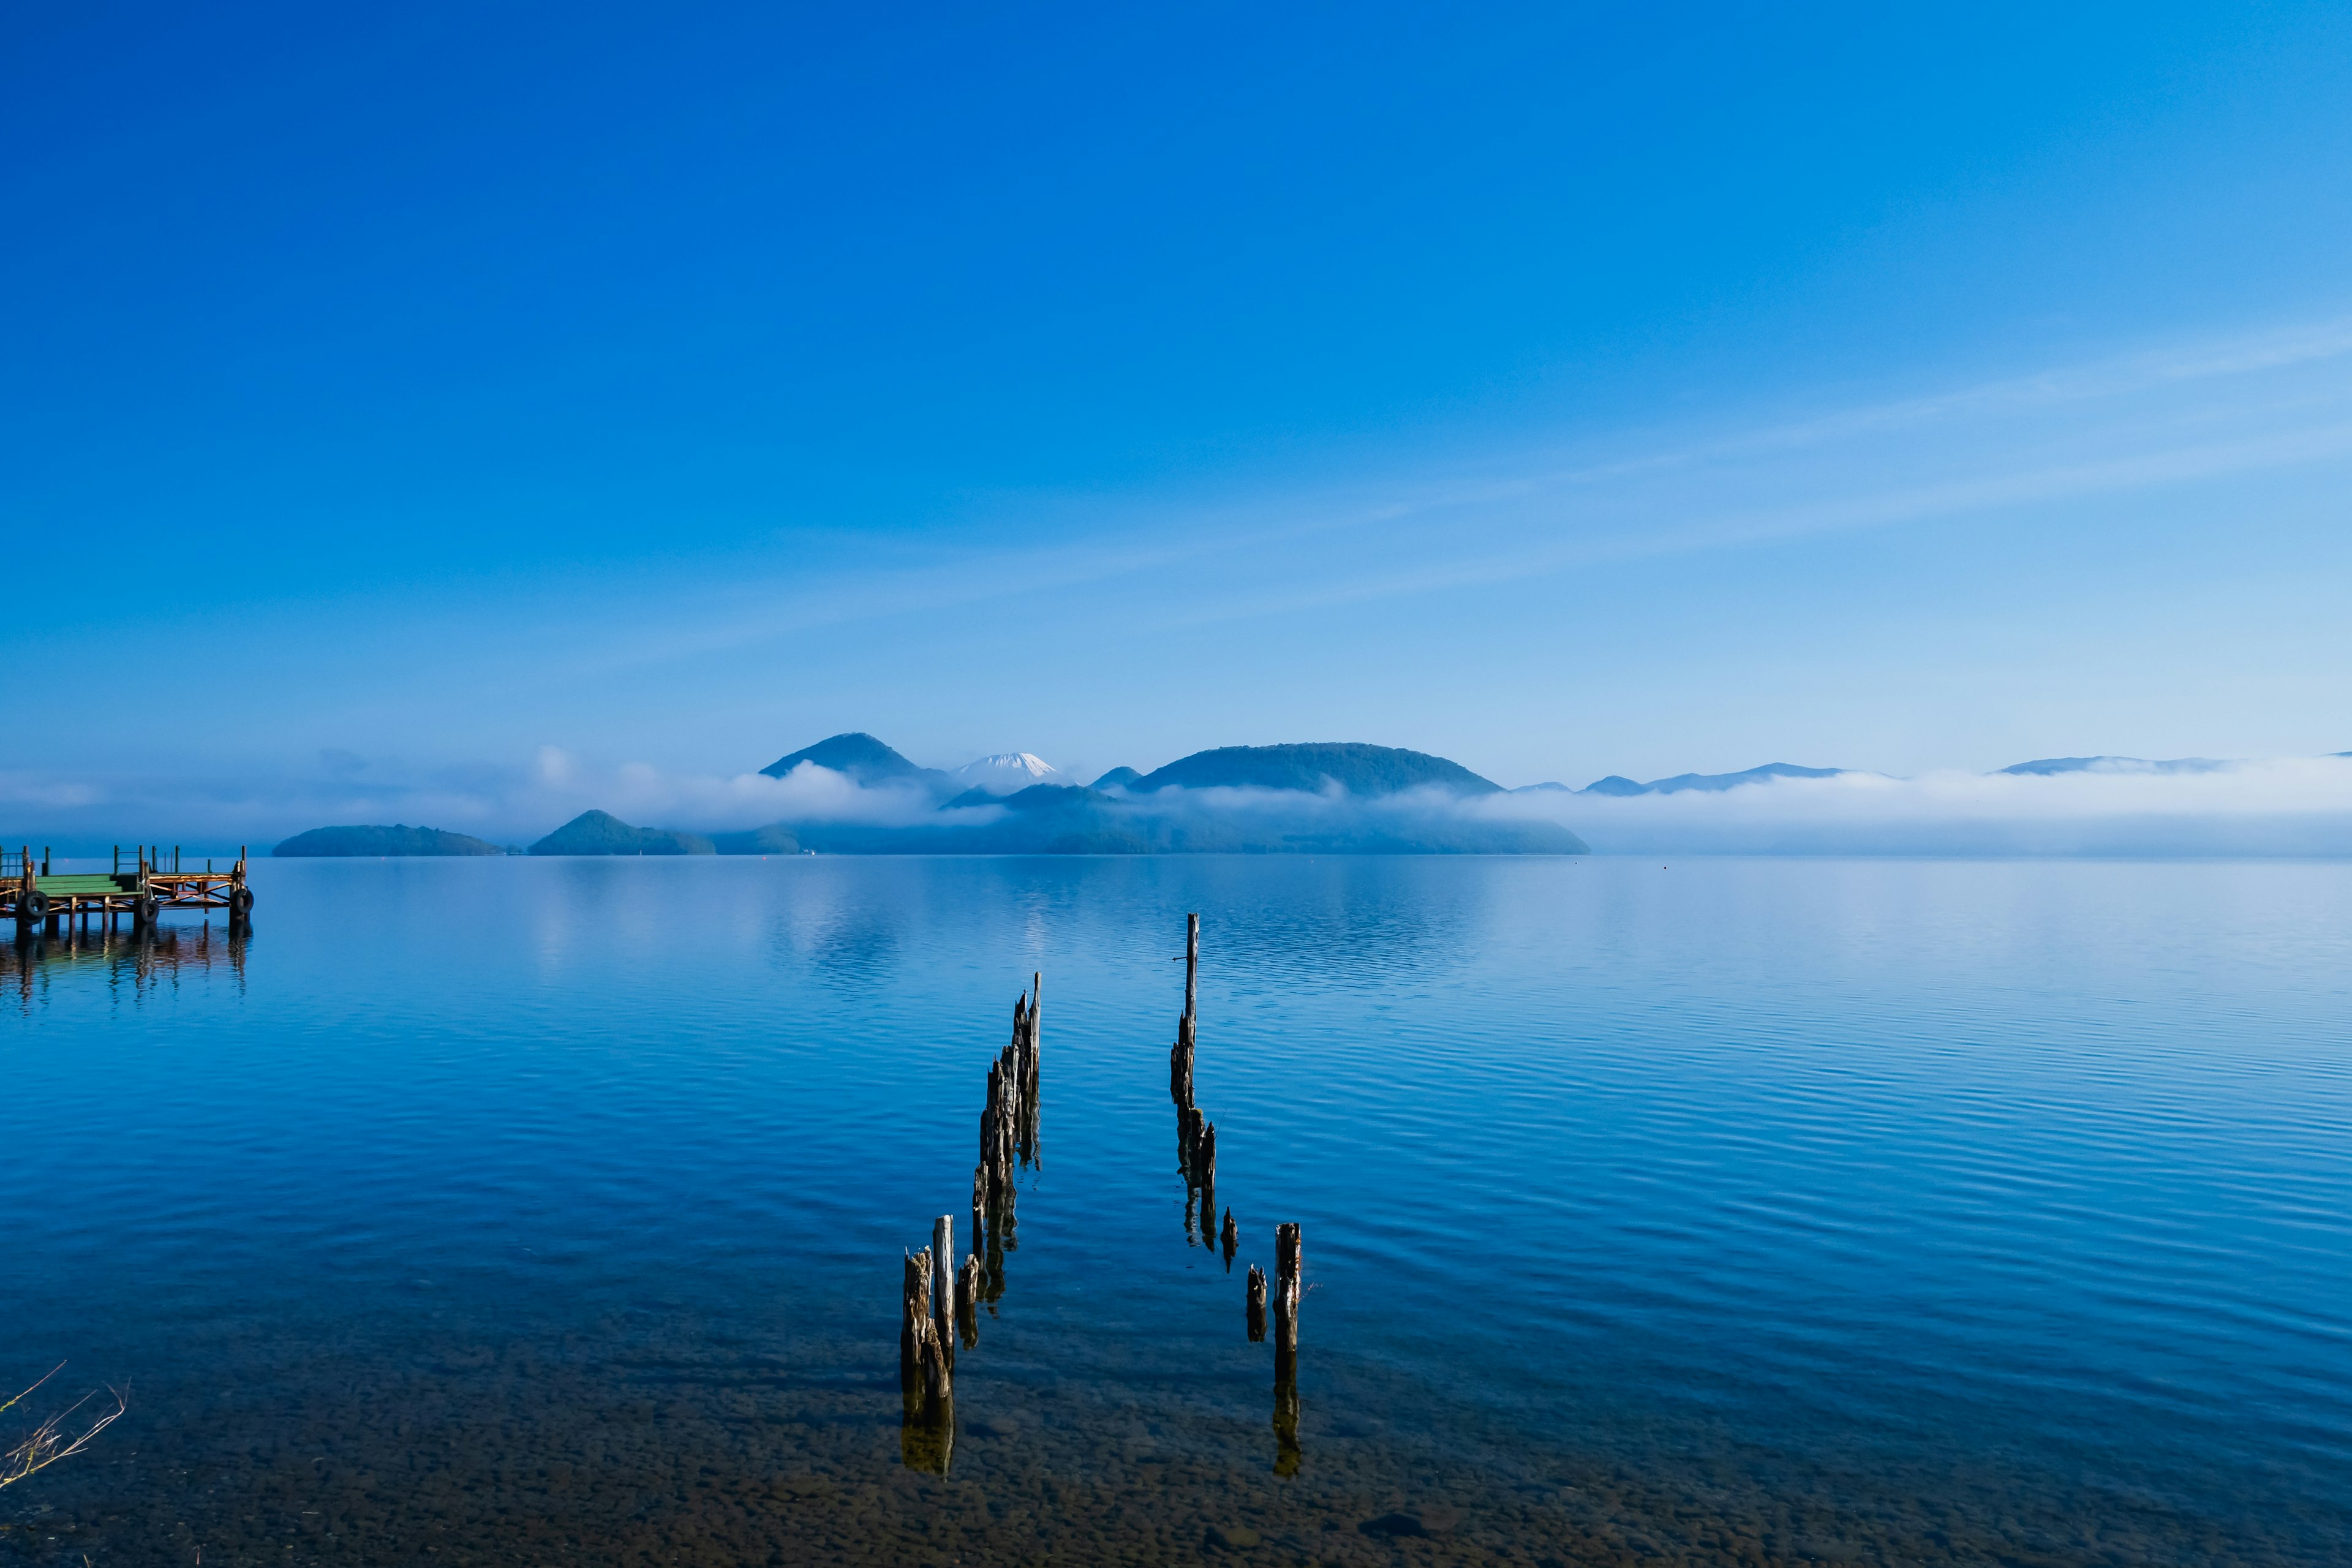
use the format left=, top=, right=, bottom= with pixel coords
left=4, top=855, right=2348, bottom=1566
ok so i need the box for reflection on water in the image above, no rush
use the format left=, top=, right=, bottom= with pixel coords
left=2, top=916, right=246, bottom=1009
left=2, top=855, right=2348, bottom=1564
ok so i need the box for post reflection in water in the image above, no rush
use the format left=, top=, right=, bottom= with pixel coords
left=4, top=916, right=247, bottom=1007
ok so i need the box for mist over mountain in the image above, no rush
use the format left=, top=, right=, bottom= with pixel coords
left=71, top=734, right=2352, bottom=859
left=1998, top=756, right=2233, bottom=777
left=1131, top=742, right=1502, bottom=796
left=759, top=733, right=950, bottom=790
left=1579, top=763, right=1849, bottom=796
left=541, top=737, right=1584, bottom=855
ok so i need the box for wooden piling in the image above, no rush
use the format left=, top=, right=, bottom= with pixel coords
left=1185, top=911, right=1199, bottom=1022
left=1021, top=973, right=1041, bottom=1163
left=970, top=1165, right=986, bottom=1281
left=901, top=1249, right=933, bottom=1395
left=1196, top=1120, right=1217, bottom=1240
left=1221, top=1206, right=1238, bottom=1270
left=1246, top=1265, right=1267, bottom=1341
left=932, top=1215, right=956, bottom=1366
left=1273, top=1222, right=1302, bottom=1381
left=957, top=1254, right=981, bottom=1349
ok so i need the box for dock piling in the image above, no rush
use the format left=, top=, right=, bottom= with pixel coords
left=1273, top=1223, right=1302, bottom=1380
left=932, top=1216, right=957, bottom=1366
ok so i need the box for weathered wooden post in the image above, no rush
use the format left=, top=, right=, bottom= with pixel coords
left=900, top=1245, right=954, bottom=1472
left=932, top=1215, right=956, bottom=1366
left=1246, top=1265, right=1267, bottom=1341
left=1185, top=912, right=1199, bottom=1021
left=1221, top=1207, right=1238, bottom=1271
left=1273, top=1223, right=1302, bottom=1382
left=901, top=1250, right=933, bottom=1396
left=1021, top=973, right=1042, bottom=1164
left=1271, top=1221, right=1303, bottom=1475
left=957, top=1254, right=981, bottom=1349
left=970, top=1165, right=986, bottom=1286
left=1196, top=1120, right=1217, bottom=1240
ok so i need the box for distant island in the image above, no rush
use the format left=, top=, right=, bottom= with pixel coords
left=274, top=824, right=510, bottom=856
left=529, top=809, right=715, bottom=856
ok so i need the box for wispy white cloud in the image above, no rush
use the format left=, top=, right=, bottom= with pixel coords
left=472, top=306, right=2352, bottom=665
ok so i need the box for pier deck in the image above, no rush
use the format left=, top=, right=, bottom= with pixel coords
left=6, top=845, right=252, bottom=935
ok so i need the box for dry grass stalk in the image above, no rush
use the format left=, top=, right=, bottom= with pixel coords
left=1, top=1363, right=127, bottom=1490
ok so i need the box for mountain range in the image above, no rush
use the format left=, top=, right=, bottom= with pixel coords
left=548, top=735, right=1582, bottom=856
left=1571, top=763, right=1848, bottom=796
left=272, top=737, right=2352, bottom=856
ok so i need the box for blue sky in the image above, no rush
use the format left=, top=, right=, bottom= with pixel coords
left=5, top=3, right=2351, bottom=839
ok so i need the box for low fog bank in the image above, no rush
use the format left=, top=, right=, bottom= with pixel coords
left=1481, top=756, right=2352, bottom=856
left=10, top=750, right=2352, bottom=859
left=725, top=779, right=1586, bottom=855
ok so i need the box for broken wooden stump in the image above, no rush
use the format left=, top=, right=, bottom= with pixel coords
left=1221, top=1206, right=1238, bottom=1272
left=932, top=1215, right=957, bottom=1368
left=1246, top=1265, right=1267, bottom=1341
left=1273, top=1221, right=1302, bottom=1383
left=957, top=1254, right=981, bottom=1349
left=1270, top=1221, right=1303, bottom=1473
left=1170, top=1012, right=1195, bottom=1109
left=1196, top=1120, right=1216, bottom=1240
left=1019, top=973, right=1041, bottom=1165
left=902, top=1249, right=932, bottom=1396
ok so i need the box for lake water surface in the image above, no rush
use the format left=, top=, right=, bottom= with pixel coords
left=4, top=856, right=2348, bottom=1566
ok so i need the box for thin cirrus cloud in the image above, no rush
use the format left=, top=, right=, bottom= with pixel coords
left=497, top=306, right=2352, bottom=667
left=1144, top=314, right=2352, bottom=630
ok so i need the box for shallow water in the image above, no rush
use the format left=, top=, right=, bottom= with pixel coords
left=3, top=855, right=2348, bottom=1566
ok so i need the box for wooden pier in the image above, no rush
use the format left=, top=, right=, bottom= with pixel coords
left=6, top=844, right=253, bottom=937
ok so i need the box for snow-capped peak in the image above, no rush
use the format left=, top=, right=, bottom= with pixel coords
left=951, top=752, right=1062, bottom=794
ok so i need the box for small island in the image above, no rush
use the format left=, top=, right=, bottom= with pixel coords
left=529, top=810, right=715, bottom=856
left=274, top=824, right=510, bottom=857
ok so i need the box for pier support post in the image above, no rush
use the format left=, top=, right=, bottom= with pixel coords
left=1185, top=912, right=1198, bottom=1022
left=932, top=1215, right=956, bottom=1367
left=1272, top=1221, right=1303, bottom=1476
left=1273, top=1223, right=1302, bottom=1382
